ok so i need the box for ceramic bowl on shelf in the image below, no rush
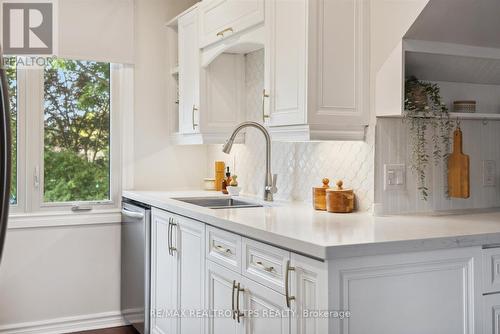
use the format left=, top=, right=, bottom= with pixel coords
left=453, top=101, right=476, bottom=113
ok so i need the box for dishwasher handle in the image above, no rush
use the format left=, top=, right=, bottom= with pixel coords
left=121, top=208, right=145, bottom=220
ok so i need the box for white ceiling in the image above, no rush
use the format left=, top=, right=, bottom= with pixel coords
left=405, top=0, right=500, bottom=49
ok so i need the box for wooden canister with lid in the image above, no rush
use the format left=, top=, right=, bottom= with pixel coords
left=326, top=180, right=355, bottom=213
left=312, top=178, right=330, bottom=210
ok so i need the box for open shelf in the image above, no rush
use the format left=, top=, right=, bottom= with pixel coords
left=378, top=112, right=500, bottom=121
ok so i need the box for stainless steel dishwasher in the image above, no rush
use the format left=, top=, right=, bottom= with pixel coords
left=121, top=199, right=151, bottom=334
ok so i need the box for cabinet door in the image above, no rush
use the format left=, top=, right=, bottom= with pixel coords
left=199, top=0, right=264, bottom=48
left=307, top=0, right=369, bottom=131
left=331, top=247, right=482, bottom=334
left=264, top=0, right=307, bottom=127
left=290, top=254, right=328, bottom=334
left=240, top=276, right=290, bottom=334
left=206, top=260, right=242, bottom=334
left=484, top=294, right=500, bottom=334
left=151, top=209, right=178, bottom=334
left=174, top=215, right=206, bottom=334
left=178, top=8, right=200, bottom=134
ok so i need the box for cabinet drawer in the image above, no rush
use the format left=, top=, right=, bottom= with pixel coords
left=242, top=238, right=290, bottom=294
left=483, top=248, right=500, bottom=294
left=199, top=0, right=264, bottom=48
left=206, top=226, right=242, bottom=272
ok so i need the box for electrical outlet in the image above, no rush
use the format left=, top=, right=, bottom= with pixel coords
left=483, top=160, right=496, bottom=187
left=384, top=164, right=406, bottom=191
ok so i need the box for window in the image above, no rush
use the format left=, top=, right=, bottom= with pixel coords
left=43, top=60, right=111, bottom=203
left=4, top=57, right=121, bottom=214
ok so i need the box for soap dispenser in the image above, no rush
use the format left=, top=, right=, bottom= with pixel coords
left=222, top=167, right=231, bottom=194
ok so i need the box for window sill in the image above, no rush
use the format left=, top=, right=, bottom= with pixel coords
left=7, top=209, right=121, bottom=229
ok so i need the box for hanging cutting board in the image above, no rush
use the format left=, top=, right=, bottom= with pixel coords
left=448, top=126, right=470, bottom=198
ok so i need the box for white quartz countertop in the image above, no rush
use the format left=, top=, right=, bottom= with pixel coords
left=123, top=190, right=500, bottom=260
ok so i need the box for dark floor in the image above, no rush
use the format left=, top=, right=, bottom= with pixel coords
left=72, top=326, right=138, bottom=334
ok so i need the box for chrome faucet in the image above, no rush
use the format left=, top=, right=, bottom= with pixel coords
left=222, top=121, right=277, bottom=201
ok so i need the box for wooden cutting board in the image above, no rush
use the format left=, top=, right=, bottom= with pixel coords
left=448, top=127, right=470, bottom=198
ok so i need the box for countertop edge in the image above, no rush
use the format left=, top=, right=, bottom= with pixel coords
left=123, top=191, right=500, bottom=260
left=123, top=191, right=329, bottom=259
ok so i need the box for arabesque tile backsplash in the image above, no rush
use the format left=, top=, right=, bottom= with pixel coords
left=206, top=50, right=375, bottom=211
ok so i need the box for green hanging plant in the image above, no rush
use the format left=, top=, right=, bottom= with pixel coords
left=404, top=76, right=453, bottom=201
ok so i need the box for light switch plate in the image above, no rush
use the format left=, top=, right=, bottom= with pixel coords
left=384, top=164, right=406, bottom=191
left=483, top=160, right=496, bottom=187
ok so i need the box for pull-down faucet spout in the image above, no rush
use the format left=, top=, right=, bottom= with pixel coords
left=222, top=121, right=277, bottom=201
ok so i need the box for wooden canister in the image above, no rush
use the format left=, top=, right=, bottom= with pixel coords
left=312, top=178, right=330, bottom=211
left=326, top=180, right=355, bottom=213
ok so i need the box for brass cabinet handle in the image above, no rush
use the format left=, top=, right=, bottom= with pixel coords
left=216, top=27, right=234, bottom=37
left=192, top=105, right=198, bottom=130
left=285, top=260, right=295, bottom=308
left=236, top=282, right=244, bottom=323
left=232, top=280, right=237, bottom=320
left=255, top=261, right=274, bottom=273
left=214, top=244, right=232, bottom=254
left=262, top=89, right=270, bottom=123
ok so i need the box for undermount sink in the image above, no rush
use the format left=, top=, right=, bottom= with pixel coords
left=173, top=197, right=263, bottom=209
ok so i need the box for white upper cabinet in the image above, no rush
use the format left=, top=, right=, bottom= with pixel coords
left=198, top=0, right=265, bottom=49
left=169, top=0, right=374, bottom=143
left=264, top=0, right=371, bottom=141
left=171, top=5, right=247, bottom=145
left=178, top=8, right=201, bottom=135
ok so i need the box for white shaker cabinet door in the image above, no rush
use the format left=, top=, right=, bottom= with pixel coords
left=330, top=247, right=482, bottom=334
left=198, top=0, right=264, bottom=49
left=240, top=275, right=290, bottom=334
left=206, top=260, right=243, bottom=334
left=484, top=293, right=500, bottom=334
left=151, top=209, right=178, bottom=334
left=290, top=254, right=328, bottom=334
left=264, top=0, right=307, bottom=127
left=178, top=8, right=200, bottom=134
left=175, top=215, right=206, bottom=334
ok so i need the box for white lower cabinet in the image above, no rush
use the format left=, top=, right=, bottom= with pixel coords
left=151, top=208, right=205, bottom=334
left=151, top=209, right=177, bottom=334
left=330, top=247, right=483, bottom=334
left=205, top=260, right=241, bottom=334
left=290, top=253, right=328, bottom=334
left=206, top=260, right=289, bottom=334
left=484, top=294, right=500, bottom=334
left=150, top=207, right=488, bottom=334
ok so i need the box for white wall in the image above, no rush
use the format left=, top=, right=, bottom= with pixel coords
left=0, top=224, right=121, bottom=332
left=132, top=0, right=207, bottom=191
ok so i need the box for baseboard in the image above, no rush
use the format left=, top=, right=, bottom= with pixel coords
left=0, top=311, right=128, bottom=334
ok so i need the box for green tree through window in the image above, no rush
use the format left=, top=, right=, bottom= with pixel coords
left=44, top=59, right=110, bottom=202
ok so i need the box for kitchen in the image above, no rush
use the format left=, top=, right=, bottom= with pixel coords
left=1, top=0, right=500, bottom=334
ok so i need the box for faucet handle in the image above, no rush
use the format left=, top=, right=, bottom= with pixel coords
left=270, top=174, right=278, bottom=194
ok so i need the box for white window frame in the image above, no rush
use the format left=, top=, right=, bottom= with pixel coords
left=9, top=59, right=123, bottom=215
